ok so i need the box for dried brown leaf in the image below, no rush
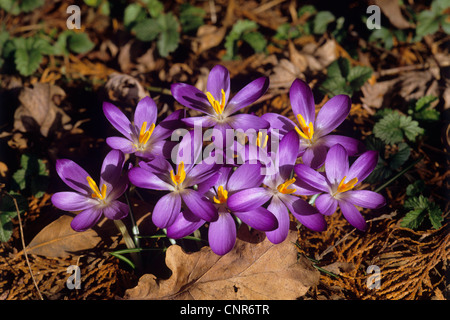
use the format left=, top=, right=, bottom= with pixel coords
left=373, top=0, right=411, bottom=29
left=25, top=215, right=119, bottom=258
left=191, top=25, right=227, bottom=55
left=125, top=228, right=320, bottom=300
left=13, top=83, right=71, bottom=137
left=105, top=73, right=149, bottom=108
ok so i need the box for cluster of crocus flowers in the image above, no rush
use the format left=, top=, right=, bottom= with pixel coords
left=52, top=64, right=385, bottom=256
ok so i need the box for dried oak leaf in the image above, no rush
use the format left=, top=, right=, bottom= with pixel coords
left=191, top=25, right=227, bottom=55
left=124, top=227, right=320, bottom=300
left=373, top=0, right=411, bottom=29
left=13, top=83, right=71, bottom=137
left=105, top=73, right=148, bottom=108
left=25, top=215, right=119, bottom=258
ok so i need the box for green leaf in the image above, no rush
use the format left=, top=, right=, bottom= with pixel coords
left=410, top=95, right=440, bottom=121
left=179, top=3, right=206, bottom=33
left=406, top=180, right=425, bottom=197
left=242, top=31, right=267, bottom=53
left=297, top=5, right=316, bottom=18
left=416, top=10, right=440, bottom=38
left=389, top=143, right=411, bottom=170
left=0, top=192, right=28, bottom=242
left=223, top=19, right=259, bottom=60
left=11, top=154, right=48, bottom=197
left=327, top=57, right=350, bottom=79
left=401, top=208, right=426, bottom=229
left=124, top=3, right=147, bottom=28
left=20, top=0, right=44, bottom=12
left=133, top=18, right=162, bottom=42
left=12, top=169, right=26, bottom=190
left=313, top=11, right=335, bottom=34
left=142, top=0, right=164, bottom=18
left=428, top=204, right=443, bottom=229
left=415, top=95, right=438, bottom=112
left=0, top=0, right=43, bottom=14
left=14, top=46, right=43, bottom=76
left=373, top=112, right=424, bottom=144
left=347, top=66, right=373, bottom=90
left=402, top=195, right=443, bottom=230
left=155, top=13, right=180, bottom=57
left=67, top=32, right=95, bottom=54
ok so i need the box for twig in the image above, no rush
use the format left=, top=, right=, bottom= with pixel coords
left=5, top=193, right=44, bottom=300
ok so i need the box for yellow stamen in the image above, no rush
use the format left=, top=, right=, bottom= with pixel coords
left=86, top=176, right=107, bottom=200
left=138, top=121, right=156, bottom=145
left=213, top=185, right=228, bottom=204
left=206, top=89, right=226, bottom=115
left=277, top=177, right=297, bottom=195
left=170, top=162, right=186, bottom=186
left=337, top=176, right=358, bottom=193
left=256, top=131, right=269, bottom=149
left=294, top=114, right=314, bottom=140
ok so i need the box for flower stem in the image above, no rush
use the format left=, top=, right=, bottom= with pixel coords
left=114, top=219, right=143, bottom=272
left=374, top=156, right=423, bottom=193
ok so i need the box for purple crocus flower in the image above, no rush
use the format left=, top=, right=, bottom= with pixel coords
left=103, top=96, right=184, bottom=160
left=171, top=65, right=270, bottom=144
left=51, top=150, right=129, bottom=232
left=128, top=157, right=219, bottom=229
left=295, top=144, right=386, bottom=231
left=262, top=79, right=364, bottom=169
left=166, top=163, right=278, bottom=255
left=128, top=130, right=220, bottom=229
left=228, top=131, right=327, bottom=244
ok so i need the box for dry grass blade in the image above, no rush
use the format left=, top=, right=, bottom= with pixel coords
left=3, top=191, right=43, bottom=300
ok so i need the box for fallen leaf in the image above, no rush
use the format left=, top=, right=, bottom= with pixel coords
left=13, top=83, right=71, bottom=137
left=191, top=25, right=227, bottom=55
left=105, top=73, right=149, bottom=108
left=373, top=0, right=411, bottom=29
left=124, top=227, right=320, bottom=300
left=269, top=59, right=304, bottom=90
left=361, top=78, right=399, bottom=111
left=25, top=215, right=119, bottom=258
left=321, top=261, right=355, bottom=275
left=0, top=162, right=8, bottom=178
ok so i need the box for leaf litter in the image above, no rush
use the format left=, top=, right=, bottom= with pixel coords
left=0, top=0, right=448, bottom=300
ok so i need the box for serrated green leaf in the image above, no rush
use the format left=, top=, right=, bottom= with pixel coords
left=416, top=10, right=440, bottom=37
left=428, top=205, right=443, bottom=229
left=14, top=46, right=43, bottom=76
left=242, top=31, right=267, bottom=53
left=124, top=3, right=147, bottom=29
left=20, top=0, right=44, bottom=12
left=0, top=192, right=28, bottom=242
left=156, top=13, right=180, bottom=57
left=389, top=143, right=411, bottom=170
left=402, top=195, right=443, bottom=230
left=180, top=3, right=206, bottom=33
left=313, top=11, right=335, bottom=34
left=133, top=18, right=162, bottom=42
left=327, top=57, right=350, bottom=80
left=232, top=19, right=258, bottom=35
left=415, top=95, right=438, bottom=111
left=141, top=0, right=164, bottom=18
left=298, top=5, right=316, bottom=18
left=401, top=208, right=426, bottom=229
left=12, top=169, right=27, bottom=190
left=373, top=112, right=423, bottom=144
left=321, top=76, right=351, bottom=97
left=348, top=66, right=373, bottom=90
left=406, top=180, right=425, bottom=197
left=223, top=19, right=260, bottom=60
left=68, top=32, right=95, bottom=54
